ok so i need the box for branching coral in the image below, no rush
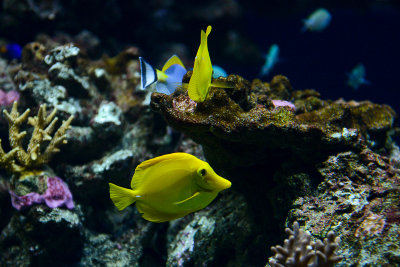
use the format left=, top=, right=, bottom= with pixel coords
left=0, top=101, right=73, bottom=174
left=269, top=221, right=342, bottom=267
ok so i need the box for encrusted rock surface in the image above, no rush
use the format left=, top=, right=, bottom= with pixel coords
left=0, top=32, right=399, bottom=267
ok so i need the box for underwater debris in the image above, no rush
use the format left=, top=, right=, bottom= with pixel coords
left=269, top=221, right=342, bottom=267
left=0, top=101, right=73, bottom=175
left=9, top=176, right=74, bottom=210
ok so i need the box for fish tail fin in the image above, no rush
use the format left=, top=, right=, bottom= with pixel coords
left=109, top=183, right=137, bottom=211
left=139, top=57, right=158, bottom=89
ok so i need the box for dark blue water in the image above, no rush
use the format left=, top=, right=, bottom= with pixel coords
left=242, top=6, right=400, bottom=115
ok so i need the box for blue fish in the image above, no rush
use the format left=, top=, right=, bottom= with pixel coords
left=212, top=65, right=228, bottom=78
left=139, top=55, right=187, bottom=95
left=302, top=8, right=331, bottom=32
left=0, top=43, right=22, bottom=60
left=260, top=44, right=279, bottom=77
left=347, top=64, right=370, bottom=90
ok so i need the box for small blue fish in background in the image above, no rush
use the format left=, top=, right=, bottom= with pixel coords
left=0, top=43, right=22, bottom=60
left=259, top=44, right=279, bottom=77
left=212, top=65, right=228, bottom=78
left=347, top=63, right=370, bottom=90
left=302, top=8, right=331, bottom=32
left=139, top=55, right=187, bottom=95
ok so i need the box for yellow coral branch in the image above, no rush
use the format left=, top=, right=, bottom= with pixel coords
left=0, top=139, right=23, bottom=173
left=0, top=101, right=74, bottom=175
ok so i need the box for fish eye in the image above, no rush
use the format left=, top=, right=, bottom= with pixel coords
left=199, top=169, right=207, bottom=176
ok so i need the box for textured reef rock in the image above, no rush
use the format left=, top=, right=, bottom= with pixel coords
left=0, top=32, right=399, bottom=266
left=152, top=73, right=399, bottom=266
left=152, top=75, right=394, bottom=170
left=167, top=192, right=253, bottom=266
left=286, top=147, right=400, bottom=266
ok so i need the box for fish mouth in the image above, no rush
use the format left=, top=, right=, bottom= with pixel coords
left=212, top=176, right=232, bottom=191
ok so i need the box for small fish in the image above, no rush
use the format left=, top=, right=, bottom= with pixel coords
left=109, top=153, right=231, bottom=222
left=0, top=43, right=22, bottom=60
left=188, top=25, right=214, bottom=102
left=302, top=8, right=331, bottom=32
left=212, top=65, right=228, bottom=78
left=139, top=55, right=187, bottom=95
left=187, top=26, right=234, bottom=102
left=260, top=44, right=279, bottom=77
left=347, top=63, right=370, bottom=90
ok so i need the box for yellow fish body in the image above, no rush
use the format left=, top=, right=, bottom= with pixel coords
left=109, top=152, right=231, bottom=222
left=188, top=26, right=213, bottom=102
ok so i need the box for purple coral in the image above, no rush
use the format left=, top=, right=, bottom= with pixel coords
left=43, top=177, right=74, bottom=209
left=271, top=100, right=296, bottom=112
left=9, top=176, right=74, bottom=210
left=9, top=191, right=42, bottom=210
left=0, top=89, right=20, bottom=106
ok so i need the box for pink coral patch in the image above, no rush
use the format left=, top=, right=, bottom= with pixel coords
left=9, top=191, right=42, bottom=210
left=271, top=100, right=296, bottom=112
left=43, top=177, right=74, bottom=209
left=9, top=176, right=74, bottom=210
left=0, top=89, right=20, bottom=106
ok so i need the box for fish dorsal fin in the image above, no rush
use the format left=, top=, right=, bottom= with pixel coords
left=174, top=192, right=200, bottom=208
left=139, top=57, right=157, bottom=89
left=162, top=55, right=186, bottom=72
left=131, top=153, right=195, bottom=189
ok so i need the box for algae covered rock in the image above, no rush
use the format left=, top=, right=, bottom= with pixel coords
left=167, top=192, right=254, bottom=267
left=152, top=74, right=395, bottom=171
left=287, top=147, right=400, bottom=266
left=0, top=205, right=83, bottom=265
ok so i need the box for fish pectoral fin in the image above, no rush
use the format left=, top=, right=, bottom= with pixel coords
left=174, top=192, right=200, bottom=207
left=136, top=202, right=183, bottom=223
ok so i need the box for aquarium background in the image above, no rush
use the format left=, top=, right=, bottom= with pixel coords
left=1, top=0, right=400, bottom=266
left=2, top=0, right=399, bottom=112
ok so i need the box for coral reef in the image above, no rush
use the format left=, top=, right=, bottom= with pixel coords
left=268, top=221, right=342, bottom=267
left=0, top=101, right=73, bottom=175
left=0, top=31, right=399, bottom=266
left=287, top=147, right=400, bottom=266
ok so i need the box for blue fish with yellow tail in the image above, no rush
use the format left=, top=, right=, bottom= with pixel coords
left=109, top=153, right=231, bottom=223
left=139, top=55, right=187, bottom=95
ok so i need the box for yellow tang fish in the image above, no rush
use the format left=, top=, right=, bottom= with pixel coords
left=188, top=26, right=213, bottom=102
left=109, top=152, right=231, bottom=222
